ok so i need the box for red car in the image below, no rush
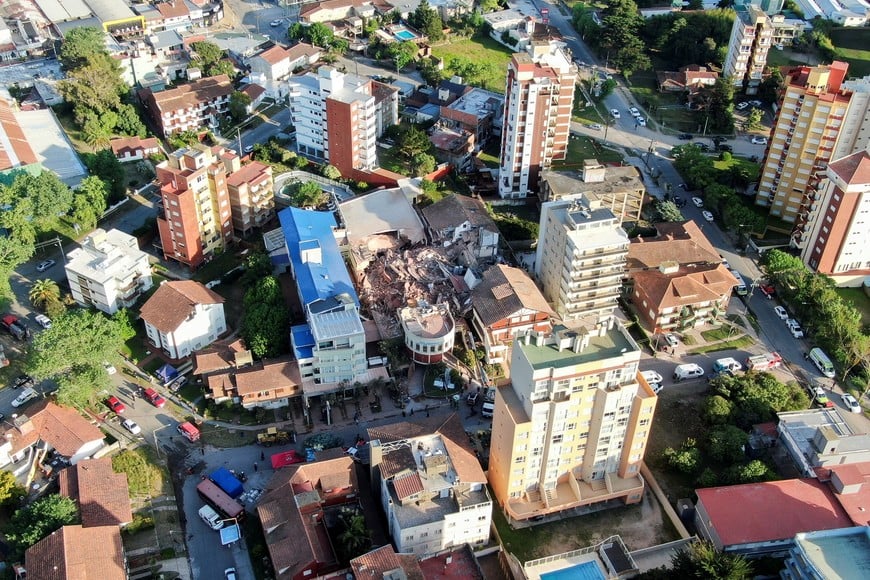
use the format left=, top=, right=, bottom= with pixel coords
left=759, top=284, right=776, bottom=298
left=142, top=388, right=166, bottom=408
left=107, top=396, right=126, bottom=414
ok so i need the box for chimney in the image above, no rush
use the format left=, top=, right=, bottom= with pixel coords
left=659, top=261, right=680, bottom=275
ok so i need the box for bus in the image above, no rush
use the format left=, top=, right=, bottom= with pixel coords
left=196, top=479, right=245, bottom=521
left=809, top=347, right=836, bottom=378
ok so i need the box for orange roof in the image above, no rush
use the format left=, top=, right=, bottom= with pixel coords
left=628, top=220, right=721, bottom=269
left=109, top=136, right=160, bottom=157
left=0, top=97, right=38, bottom=170
left=632, top=264, right=737, bottom=310
left=156, top=0, right=189, bottom=19
left=58, top=458, right=133, bottom=527
left=351, top=545, right=424, bottom=580
left=3, top=401, right=103, bottom=457
left=256, top=44, right=292, bottom=65
left=829, top=150, right=870, bottom=185
left=139, top=280, right=224, bottom=334
left=234, top=357, right=302, bottom=398
left=25, top=525, right=126, bottom=580
left=145, top=75, right=233, bottom=115
left=194, top=337, right=249, bottom=375
left=226, top=160, right=272, bottom=187
left=828, top=462, right=870, bottom=527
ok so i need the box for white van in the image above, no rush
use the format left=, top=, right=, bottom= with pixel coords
left=198, top=504, right=224, bottom=530
left=673, top=363, right=705, bottom=382
left=809, top=347, right=835, bottom=378
left=481, top=402, right=495, bottom=418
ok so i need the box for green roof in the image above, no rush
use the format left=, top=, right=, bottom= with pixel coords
left=518, top=324, right=637, bottom=370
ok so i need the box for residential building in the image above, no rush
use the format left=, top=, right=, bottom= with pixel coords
left=799, top=151, right=870, bottom=286
left=206, top=356, right=302, bottom=409
left=299, top=0, right=378, bottom=25
left=0, top=96, right=39, bottom=174
left=288, top=66, right=398, bottom=177
left=65, top=228, right=153, bottom=315
left=694, top=479, right=853, bottom=556
left=784, top=527, right=870, bottom=580
left=470, top=264, right=554, bottom=365
left=24, top=525, right=126, bottom=580
left=155, top=146, right=235, bottom=269
left=539, top=162, right=646, bottom=224
left=734, top=0, right=784, bottom=15
left=498, top=41, right=576, bottom=198
left=139, top=280, right=227, bottom=359
left=824, top=462, right=870, bottom=527
left=140, top=74, right=233, bottom=136
left=792, top=0, right=869, bottom=26
left=440, top=87, right=504, bottom=150
left=225, top=160, right=275, bottom=237
left=351, top=543, right=485, bottom=579
left=534, top=197, right=629, bottom=322
left=776, top=408, right=870, bottom=477
left=488, top=322, right=656, bottom=522
left=399, top=303, right=455, bottom=365
left=0, top=401, right=105, bottom=475
left=722, top=6, right=773, bottom=94
left=420, top=194, right=499, bottom=267
left=627, top=221, right=736, bottom=333
left=429, top=125, right=475, bottom=171
left=770, top=14, right=810, bottom=47
left=368, top=414, right=492, bottom=556
left=258, top=455, right=358, bottom=578
left=755, top=62, right=860, bottom=225
left=248, top=42, right=322, bottom=83
left=109, top=136, right=160, bottom=162
left=350, top=545, right=424, bottom=579
left=656, top=65, right=719, bottom=94
left=58, top=458, right=133, bottom=528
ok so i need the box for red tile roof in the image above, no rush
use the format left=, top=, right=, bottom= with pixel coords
left=139, top=280, right=224, bottom=334
left=194, top=337, right=249, bottom=375
left=419, top=544, right=484, bottom=579
left=256, top=44, right=292, bottom=65
left=241, top=83, right=266, bottom=101
left=696, top=478, right=852, bottom=547
left=25, top=525, right=126, bottom=580
left=829, top=150, right=870, bottom=185
left=156, top=0, right=189, bottom=19
left=828, top=462, right=870, bottom=527
left=58, top=458, right=133, bottom=527
left=226, top=160, right=272, bottom=187
left=2, top=401, right=103, bottom=458
left=0, top=97, right=39, bottom=170
left=109, top=136, right=160, bottom=158
left=628, top=220, right=721, bottom=269
left=144, top=75, right=233, bottom=115
left=351, top=545, right=424, bottom=580
left=393, top=472, right=424, bottom=500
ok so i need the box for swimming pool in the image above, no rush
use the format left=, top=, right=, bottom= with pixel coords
left=540, top=561, right=605, bottom=580
left=394, top=29, right=417, bottom=41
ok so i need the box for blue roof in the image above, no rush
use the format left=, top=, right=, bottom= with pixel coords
left=291, top=324, right=315, bottom=360
left=278, top=207, right=358, bottom=307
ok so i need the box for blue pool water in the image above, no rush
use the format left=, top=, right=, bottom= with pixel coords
left=394, top=29, right=416, bottom=41
left=540, top=561, right=606, bottom=580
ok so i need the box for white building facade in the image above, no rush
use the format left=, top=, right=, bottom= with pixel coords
left=140, top=281, right=227, bottom=359
left=722, top=6, right=773, bottom=94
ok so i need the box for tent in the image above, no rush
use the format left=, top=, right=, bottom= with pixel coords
left=156, top=363, right=178, bottom=385
left=210, top=467, right=244, bottom=498
left=270, top=450, right=304, bottom=469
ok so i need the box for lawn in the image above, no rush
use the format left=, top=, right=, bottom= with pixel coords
left=830, top=28, right=870, bottom=78
left=430, top=36, right=512, bottom=94
left=688, top=335, right=754, bottom=355
left=627, top=68, right=699, bottom=134
left=713, top=156, right=761, bottom=181
left=477, top=140, right=500, bottom=169
left=191, top=250, right=245, bottom=284
left=835, top=287, right=870, bottom=326
left=700, top=324, right=743, bottom=342
left=551, top=135, right=623, bottom=169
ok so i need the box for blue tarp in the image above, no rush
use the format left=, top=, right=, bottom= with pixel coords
left=210, top=467, right=243, bottom=498
left=156, top=363, right=178, bottom=385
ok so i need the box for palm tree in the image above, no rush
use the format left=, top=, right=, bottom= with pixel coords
left=670, top=540, right=753, bottom=580
left=337, top=507, right=369, bottom=559
left=29, top=278, right=61, bottom=312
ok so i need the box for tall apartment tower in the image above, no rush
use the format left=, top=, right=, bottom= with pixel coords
left=288, top=67, right=398, bottom=177
left=723, top=5, right=773, bottom=94
left=487, top=322, right=657, bottom=522
left=498, top=41, right=576, bottom=199
left=754, top=62, right=863, bottom=229
left=156, top=146, right=235, bottom=269
left=534, top=196, right=629, bottom=322
left=800, top=151, right=870, bottom=285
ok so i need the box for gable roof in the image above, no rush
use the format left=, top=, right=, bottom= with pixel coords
left=829, top=150, right=870, bottom=185
left=627, top=220, right=721, bottom=270
left=144, top=75, right=233, bottom=115
left=3, top=401, right=103, bottom=457
left=109, top=136, right=160, bottom=158
left=25, top=525, right=126, bottom=580
left=350, top=545, right=424, bottom=580
left=58, top=458, right=132, bottom=528
left=472, top=264, right=554, bottom=327
left=139, top=280, right=224, bottom=334
left=421, top=194, right=497, bottom=233
left=632, top=264, right=737, bottom=310
left=256, top=44, right=291, bottom=65
left=194, top=337, right=249, bottom=375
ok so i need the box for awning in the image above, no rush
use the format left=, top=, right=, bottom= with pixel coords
left=156, top=363, right=178, bottom=385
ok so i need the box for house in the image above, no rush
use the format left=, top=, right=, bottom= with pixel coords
left=241, top=83, right=266, bottom=113
left=140, top=280, right=227, bottom=359
left=350, top=545, right=424, bottom=579
left=368, top=413, right=491, bottom=556
left=258, top=455, right=358, bottom=578
left=694, top=478, right=853, bottom=556
left=109, top=136, right=161, bottom=162
left=439, top=87, right=504, bottom=151
left=140, top=74, right=234, bottom=136
left=194, top=337, right=252, bottom=376
left=248, top=42, right=322, bottom=82
left=823, top=462, right=870, bottom=527
left=420, top=194, right=499, bottom=267
left=399, top=303, right=455, bottom=365
left=24, top=525, right=126, bottom=580
left=429, top=126, right=475, bottom=171
left=0, top=401, right=105, bottom=475
left=627, top=221, right=736, bottom=333
left=656, top=65, right=719, bottom=93
left=206, top=356, right=303, bottom=409
left=58, top=458, right=133, bottom=527
left=0, top=96, right=40, bottom=173
left=470, top=264, right=554, bottom=365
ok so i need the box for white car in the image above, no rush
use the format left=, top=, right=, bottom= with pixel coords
left=636, top=117, right=646, bottom=127
left=787, top=319, right=804, bottom=338
left=841, top=393, right=861, bottom=413
left=774, top=306, right=789, bottom=320
left=751, top=136, right=768, bottom=145
left=103, top=361, right=117, bottom=375
left=270, top=19, right=283, bottom=27
left=35, top=314, right=52, bottom=329
left=12, top=387, right=38, bottom=408
left=736, top=102, right=749, bottom=110
left=243, top=145, right=254, bottom=153
left=701, top=210, right=714, bottom=222
left=691, top=197, right=704, bottom=208
left=123, top=419, right=142, bottom=435
left=629, top=107, right=640, bottom=117
left=663, top=333, right=680, bottom=348
left=641, top=370, right=664, bottom=385
left=610, top=109, right=620, bottom=119
left=673, top=363, right=705, bottom=381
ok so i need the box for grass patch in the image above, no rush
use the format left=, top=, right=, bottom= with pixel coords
left=765, top=48, right=806, bottom=68
left=700, top=325, right=742, bottom=342
left=191, top=250, right=245, bottom=284
left=376, top=144, right=406, bottom=174
left=477, top=140, right=500, bottom=169
left=199, top=423, right=258, bottom=447
left=551, top=135, right=623, bottom=169
left=628, top=67, right=699, bottom=133
left=573, top=105, right=606, bottom=125
left=646, top=390, right=709, bottom=499
left=725, top=313, right=746, bottom=329
left=713, top=156, right=761, bottom=181
left=121, top=334, right=151, bottom=365
left=489, top=204, right=539, bottom=241
left=112, top=446, right=168, bottom=498
left=430, top=36, right=513, bottom=93
left=835, top=287, right=870, bottom=326
left=688, top=335, right=754, bottom=355
left=829, top=28, right=870, bottom=78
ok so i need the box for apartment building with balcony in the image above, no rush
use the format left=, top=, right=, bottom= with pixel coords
left=800, top=151, right=870, bottom=286
left=754, top=62, right=858, bottom=226
left=539, top=161, right=646, bottom=225
left=155, top=146, right=235, bottom=269
left=288, top=67, right=398, bottom=177
left=226, top=160, right=274, bottom=237
left=140, top=74, right=233, bottom=137
left=534, top=196, right=629, bottom=323
left=498, top=41, right=576, bottom=198
left=64, top=229, right=153, bottom=315
left=140, top=280, right=226, bottom=359
left=722, top=5, right=773, bottom=94
left=487, top=322, right=657, bottom=522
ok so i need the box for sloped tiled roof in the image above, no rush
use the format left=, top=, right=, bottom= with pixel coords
left=628, top=220, right=721, bottom=270
left=58, top=458, right=132, bottom=527
left=472, top=264, right=554, bottom=327
left=421, top=194, right=497, bottom=232
left=139, top=280, right=224, bottom=334
left=633, top=264, right=737, bottom=310
left=351, top=545, right=424, bottom=580
left=194, top=337, right=248, bottom=375
left=109, top=136, right=160, bottom=158
left=829, top=150, right=870, bottom=185
left=381, top=446, right=417, bottom=479
left=3, top=400, right=103, bottom=457
left=25, top=525, right=126, bottom=580
left=393, top=472, right=424, bottom=500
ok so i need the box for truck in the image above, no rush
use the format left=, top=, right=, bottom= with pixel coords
left=210, top=467, right=244, bottom=499
left=745, top=352, right=783, bottom=371
left=257, top=427, right=291, bottom=446
left=1, top=314, right=30, bottom=341
left=196, top=479, right=245, bottom=521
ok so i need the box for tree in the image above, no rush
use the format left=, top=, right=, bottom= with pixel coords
left=670, top=540, right=753, bottom=579
left=662, top=438, right=701, bottom=474
left=60, top=26, right=108, bottom=70
left=389, top=40, right=419, bottom=70
left=398, top=126, right=431, bottom=160
left=746, top=108, right=763, bottom=131
left=321, top=164, right=342, bottom=180
left=191, top=40, right=224, bottom=64
left=72, top=176, right=109, bottom=230
left=654, top=200, right=684, bottom=222
left=758, top=68, right=783, bottom=105
left=241, top=276, right=289, bottom=358
left=58, top=53, right=127, bottom=125
left=702, top=76, right=735, bottom=134
left=708, top=425, right=748, bottom=463
left=411, top=153, right=436, bottom=176
left=82, top=149, right=126, bottom=201
left=6, top=495, right=79, bottom=557
left=29, top=279, right=61, bottom=313
left=0, top=470, right=26, bottom=508
left=10, top=172, right=73, bottom=229
left=480, top=0, right=501, bottom=11
left=112, top=308, right=138, bottom=341
left=703, top=395, right=732, bottom=425
left=56, top=364, right=112, bottom=409
left=286, top=180, right=328, bottom=207
left=114, top=103, right=147, bottom=137
left=409, top=0, right=444, bottom=41
left=336, top=507, right=370, bottom=560
left=306, top=22, right=336, bottom=48
left=229, top=90, right=251, bottom=122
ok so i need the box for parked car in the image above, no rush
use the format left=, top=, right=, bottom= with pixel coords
left=585, top=123, right=603, bottom=130
left=809, top=386, right=833, bottom=408
left=122, top=419, right=142, bottom=435
left=678, top=133, right=693, bottom=140
left=749, top=100, right=763, bottom=107
left=610, top=109, right=620, bottom=119
left=143, top=388, right=166, bottom=408
left=225, top=568, right=238, bottom=580
left=467, top=391, right=479, bottom=406
left=692, top=196, right=704, bottom=207
left=107, top=396, right=126, bottom=414
left=787, top=319, right=804, bottom=338
left=774, top=305, right=789, bottom=320
left=36, top=259, right=56, bottom=272
left=169, top=375, right=188, bottom=392
left=269, top=19, right=282, bottom=26
left=717, top=144, right=733, bottom=153
left=751, top=136, right=768, bottom=145
left=12, top=388, right=39, bottom=408
left=673, top=364, right=705, bottom=382
left=696, top=143, right=710, bottom=151
left=636, top=117, right=646, bottom=127
left=35, top=314, right=52, bottom=329
left=664, top=333, right=680, bottom=348
left=702, top=210, right=714, bottom=222
left=14, top=374, right=34, bottom=389
left=103, top=361, right=117, bottom=375
left=628, top=107, right=640, bottom=117
left=1, top=314, right=30, bottom=341
left=641, top=370, right=663, bottom=385
left=243, top=145, right=254, bottom=153
left=841, top=393, right=861, bottom=413
left=713, top=357, right=743, bottom=373
left=736, top=102, right=749, bottom=110
left=759, top=283, right=775, bottom=298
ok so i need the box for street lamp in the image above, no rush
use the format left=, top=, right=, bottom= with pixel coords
left=153, top=424, right=172, bottom=459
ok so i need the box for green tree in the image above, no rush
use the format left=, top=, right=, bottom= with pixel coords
left=411, top=152, right=436, bottom=177
left=703, top=394, right=733, bottom=425
left=112, top=308, right=138, bottom=341
left=29, top=279, right=61, bottom=313
left=321, top=164, right=342, bottom=180
left=60, top=26, right=109, bottom=70
left=191, top=40, right=223, bottom=64
left=241, top=276, right=289, bottom=358
left=480, top=0, right=501, bottom=11
left=761, top=249, right=807, bottom=286
left=6, top=495, right=79, bottom=557
left=702, top=75, right=735, bottom=134
left=758, top=69, right=783, bottom=105
left=673, top=144, right=716, bottom=190
left=398, top=126, right=431, bottom=160
left=72, top=175, right=109, bottom=230
left=0, top=470, right=26, bottom=508
left=389, top=40, right=419, bottom=70
left=746, top=108, right=763, bottom=131
left=56, top=364, right=112, bottom=409
left=287, top=181, right=328, bottom=207
left=58, top=53, right=128, bottom=125
left=708, top=425, right=748, bottom=463
left=229, top=90, right=252, bottom=122
left=654, top=200, right=684, bottom=222
left=114, top=103, right=147, bottom=137
left=662, top=438, right=701, bottom=474
left=306, top=22, right=336, bottom=48
left=82, top=149, right=126, bottom=201
left=10, top=172, right=73, bottom=229
left=670, top=540, right=753, bottom=579
left=409, top=0, right=444, bottom=41
left=336, top=507, right=370, bottom=560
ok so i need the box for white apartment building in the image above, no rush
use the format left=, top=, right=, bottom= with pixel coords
left=369, top=414, right=492, bottom=556
left=534, top=196, right=629, bottom=322
left=65, top=229, right=153, bottom=315
left=832, top=75, right=870, bottom=162
left=722, top=5, right=773, bottom=94
left=498, top=41, right=576, bottom=198
left=139, top=281, right=227, bottom=359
